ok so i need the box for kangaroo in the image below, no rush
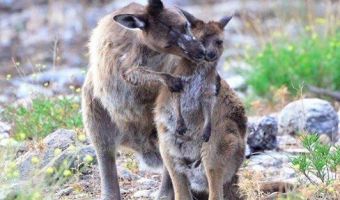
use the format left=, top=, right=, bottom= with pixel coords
left=123, top=55, right=224, bottom=142
left=123, top=13, right=246, bottom=200
left=81, top=1, right=206, bottom=199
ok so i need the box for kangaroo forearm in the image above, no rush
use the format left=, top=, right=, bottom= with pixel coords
left=123, top=67, right=174, bottom=86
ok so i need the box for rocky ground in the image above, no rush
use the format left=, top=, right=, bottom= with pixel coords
left=0, top=97, right=339, bottom=199
left=0, top=0, right=339, bottom=199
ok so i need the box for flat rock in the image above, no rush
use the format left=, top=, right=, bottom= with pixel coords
left=245, top=151, right=298, bottom=182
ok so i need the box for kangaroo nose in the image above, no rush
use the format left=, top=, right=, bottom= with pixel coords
left=206, top=51, right=217, bottom=61
left=198, top=49, right=205, bottom=59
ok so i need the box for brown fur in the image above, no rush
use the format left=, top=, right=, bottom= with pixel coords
left=82, top=1, right=206, bottom=199
left=156, top=79, right=246, bottom=200
left=124, top=17, right=247, bottom=200
left=155, top=20, right=246, bottom=200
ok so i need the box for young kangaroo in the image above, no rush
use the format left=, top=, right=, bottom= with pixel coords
left=123, top=13, right=245, bottom=200
left=123, top=14, right=231, bottom=143
left=82, top=1, right=206, bottom=199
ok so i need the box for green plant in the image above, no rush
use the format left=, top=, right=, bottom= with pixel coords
left=246, top=32, right=340, bottom=97
left=2, top=96, right=82, bottom=140
left=292, top=134, right=340, bottom=185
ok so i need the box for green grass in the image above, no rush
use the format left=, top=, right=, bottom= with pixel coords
left=2, top=96, right=82, bottom=140
left=246, top=32, right=340, bottom=97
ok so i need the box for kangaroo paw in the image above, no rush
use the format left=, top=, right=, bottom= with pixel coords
left=176, top=119, right=187, bottom=135
left=122, top=69, right=139, bottom=85
left=165, top=76, right=184, bottom=93
left=202, top=125, right=212, bottom=142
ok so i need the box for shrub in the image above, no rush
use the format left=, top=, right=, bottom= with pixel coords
left=246, top=32, right=340, bottom=97
left=2, top=96, right=82, bottom=140
left=292, top=134, right=339, bottom=185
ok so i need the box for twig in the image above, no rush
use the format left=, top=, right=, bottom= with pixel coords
left=307, top=85, right=340, bottom=101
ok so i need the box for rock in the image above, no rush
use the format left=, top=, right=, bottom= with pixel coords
left=0, top=121, right=10, bottom=138
left=245, top=144, right=252, bottom=158
left=22, top=68, right=85, bottom=94
left=16, top=129, right=78, bottom=177
left=0, top=184, right=17, bottom=200
left=338, top=110, right=340, bottom=141
left=319, top=134, right=331, bottom=145
left=45, top=145, right=96, bottom=170
left=0, top=137, right=20, bottom=148
left=11, top=81, right=53, bottom=99
left=56, top=186, right=73, bottom=197
left=224, top=75, right=247, bottom=92
left=247, top=116, right=278, bottom=153
left=41, top=129, right=76, bottom=166
left=278, top=98, right=338, bottom=141
left=245, top=151, right=298, bottom=183
left=132, top=189, right=154, bottom=198
left=118, top=167, right=139, bottom=181
left=276, top=135, right=307, bottom=154
left=136, top=177, right=159, bottom=188
left=335, top=140, right=340, bottom=147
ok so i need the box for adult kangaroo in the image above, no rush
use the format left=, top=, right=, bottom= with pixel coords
left=81, top=0, right=205, bottom=199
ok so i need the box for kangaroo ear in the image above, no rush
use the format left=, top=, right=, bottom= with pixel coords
left=219, top=15, right=233, bottom=29
left=179, top=9, right=202, bottom=27
left=114, top=14, right=146, bottom=29
left=147, top=0, right=164, bottom=16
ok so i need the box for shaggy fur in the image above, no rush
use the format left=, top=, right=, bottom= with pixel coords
left=123, top=16, right=247, bottom=200
left=82, top=1, right=206, bottom=199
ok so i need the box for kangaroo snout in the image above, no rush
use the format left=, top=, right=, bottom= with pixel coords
left=189, top=43, right=206, bottom=62
left=205, top=51, right=218, bottom=62
left=194, top=48, right=206, bottom=61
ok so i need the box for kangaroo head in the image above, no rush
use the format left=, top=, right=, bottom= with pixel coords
left=184, top=12, right=232, bottom=62
left=113, top=0, right=205, bottom=62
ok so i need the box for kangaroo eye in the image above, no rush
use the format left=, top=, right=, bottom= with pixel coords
left=216, top=40, right=223, bottom=46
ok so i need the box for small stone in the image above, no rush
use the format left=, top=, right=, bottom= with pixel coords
left=132, top=189, right=153, bottom=198
left=136, top=177, right=158, bottom=188
left=118, top=167, right=139, bottom=181
left=0, top=121, right=11, bottom=138
left=319, top=134, right=331, bottom=145
left=56, top=187, right=73, bottom=197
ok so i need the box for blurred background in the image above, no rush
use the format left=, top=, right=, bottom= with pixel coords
left=0, top=0, right=338, bottom=111
left=0, top=0, right=339, bottom=199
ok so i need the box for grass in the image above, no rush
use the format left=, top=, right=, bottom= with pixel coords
left=2, top=96, right=82, bottom=141
left=246, top=31, right=340, bottom=98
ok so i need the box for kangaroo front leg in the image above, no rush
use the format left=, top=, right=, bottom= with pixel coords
left=122, top=67, right=184, bottom=92
left=174, top=94, right=187, bottom=135
left=201, top=98, right=213, bottom=142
